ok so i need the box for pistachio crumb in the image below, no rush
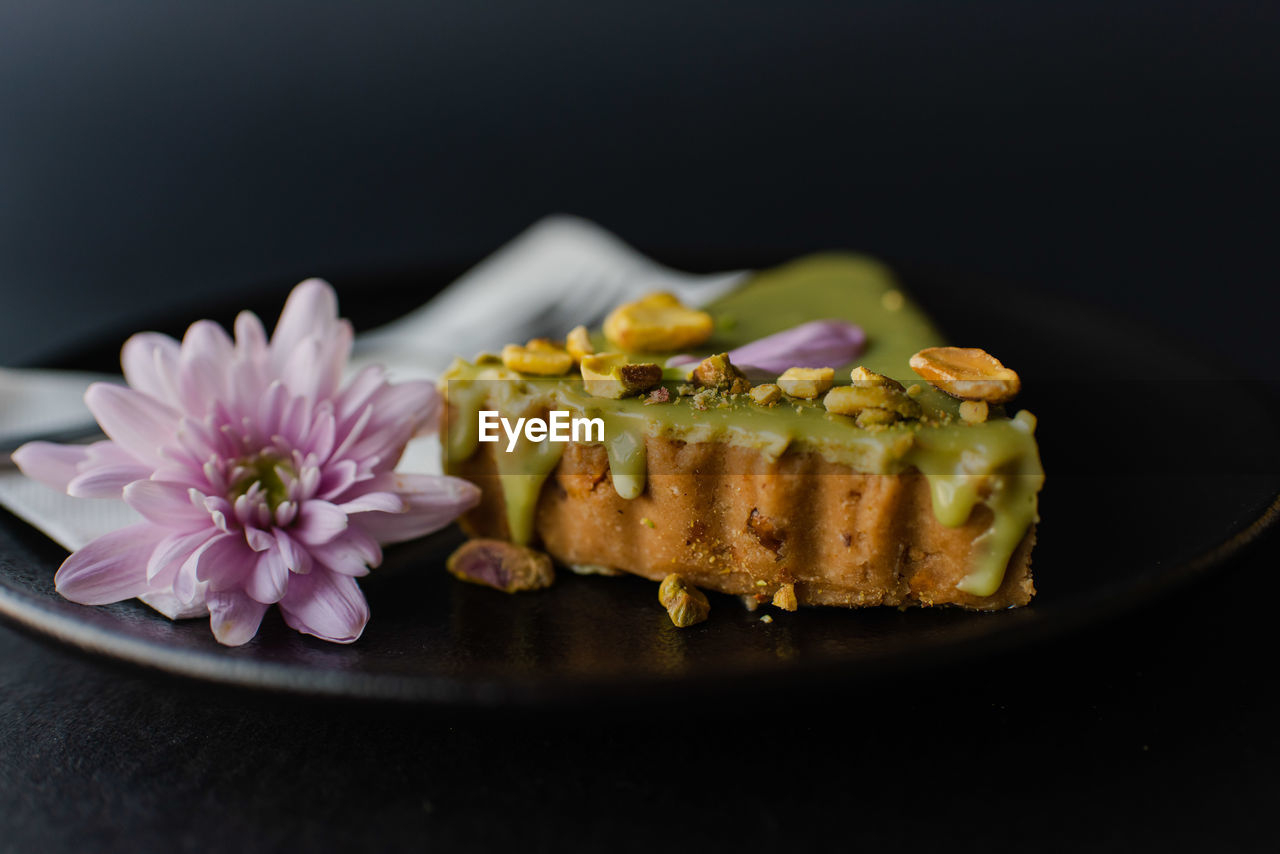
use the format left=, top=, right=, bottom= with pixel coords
left=749, top=383, right=782, bottom=407
left=641, top=517, right=655, bottom=529
left=771, top=582, right=798, bottom=612
left=959, top=399, right=989, bottom=423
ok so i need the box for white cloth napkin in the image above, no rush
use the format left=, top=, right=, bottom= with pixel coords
left=0, top=215, right=746, bottom=616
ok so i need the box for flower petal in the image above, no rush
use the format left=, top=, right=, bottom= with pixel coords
left=147, top=529, right=213, bottom=583
left=273, top=529, right=313, bottom=575
left=120, top=332, right=182, bottom=405
left=233, top=310, right=269, bottom=361
left=245, top=546, right=289, bottom=604
left=270, top=279, right=339, bottom=366
left=196, top=534, right=254, bottom=590
left=123, top=481, right=214, bottom=529
left=280, top=335, right=328, bottom=402
left=54, top=522, right=167, bottom=605
left=279, top=567, right=369, bottom=644
left=207, top=589, right=269, bottom=646
left=338, top=491, right=405, bottom=515
left=66, top=463, right=152, bottom=498
left=85, top=383, right=180, bottom=466
left=309, top=526, right=381, bottom=576
left=293, top=500, right=348, bottom=545
left=11, top=442, right=90, bottom=491
left=177, top=323, right=234, bottom=417
left=245, top=527, right=274, bottom=552
left=355, top=475, right=480, bottom=545
left=176, top=532, right=246, bottom=602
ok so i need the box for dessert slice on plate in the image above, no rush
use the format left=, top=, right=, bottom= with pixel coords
left=440, top=254, right=1043, bottom=617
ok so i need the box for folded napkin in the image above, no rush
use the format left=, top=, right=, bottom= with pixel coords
left=0, top=215, right=746, bottom=616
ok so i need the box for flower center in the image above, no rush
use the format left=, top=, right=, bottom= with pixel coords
left=228, top=452, right=296, bottom=510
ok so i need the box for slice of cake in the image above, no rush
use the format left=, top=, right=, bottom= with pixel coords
left=439, top=254, right=1043, bottom=614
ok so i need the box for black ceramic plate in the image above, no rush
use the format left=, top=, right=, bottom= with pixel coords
left=2, top=258, right=1277, bottom=704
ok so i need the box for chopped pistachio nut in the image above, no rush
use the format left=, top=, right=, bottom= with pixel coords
left=849, top=365, right=906, bottom=392
left=759, top=614, right=774, bottom=624
left=446, top=539, right=555, bottom=593
left=959, top=399, right=990, bottom=423
left=641, top=516, right=656, bottom=529
left=771, top=582, right=798, bottom=612
left=823, top=383, right=921, bottom=419
left=658, top=573, right=710, bottom=628
left=501, top=342, right=574, bottom=375
left=748, top=383, right=782, bottom=406
left=580, top=353, right=662, bottom=399
left=856, top=408, right=899, bottom=428
left=565, top=325, right=594, bottom=362
left=777, top=367, right=835, bottom=399
left=691, top=352, right=751, bottom=394
left=909, top=346, right=1021, bottom=404
left=603, top=291, right=714, bottom=353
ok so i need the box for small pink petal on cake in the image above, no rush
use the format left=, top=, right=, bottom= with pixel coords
left=668, top=319, right=866, bottom=376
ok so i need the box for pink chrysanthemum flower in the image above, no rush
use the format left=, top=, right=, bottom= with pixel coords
left=12, top=280, right=480, bottom=645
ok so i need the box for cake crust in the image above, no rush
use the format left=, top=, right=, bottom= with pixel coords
left=454, top=435, right=1035, bottom=611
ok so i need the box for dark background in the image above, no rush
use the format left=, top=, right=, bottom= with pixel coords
left=1, top=2, right=1278, bottom=852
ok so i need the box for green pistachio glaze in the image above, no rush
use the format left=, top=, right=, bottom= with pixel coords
left=441, top=254, right=1044, bottom=598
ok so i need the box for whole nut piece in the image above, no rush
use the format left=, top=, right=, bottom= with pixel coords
left=603, top=292, right=715, bottom=353
left=501, top=342, right=574, bottom=375
left=580, top=353, right=663, bottom=399
left=909, top=346, right=1021, bottom=404
left=777, top=367, right=835, bottom=399
left=658, top=573, right=711, bottom=628
left=823, top=384, right=921, bottom=419
left=447, top=539, right=556, bottom=593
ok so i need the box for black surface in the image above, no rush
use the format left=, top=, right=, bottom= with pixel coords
left=2, top=2, right=1279, bottom=851
left=2, top=266, right=1278, bottom=708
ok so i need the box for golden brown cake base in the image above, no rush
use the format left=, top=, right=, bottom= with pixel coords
left=454, top=437, right=1035, bottom=611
